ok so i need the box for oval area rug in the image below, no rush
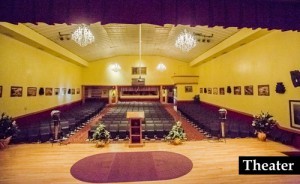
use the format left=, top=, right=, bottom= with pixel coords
left=70, top=151, right=193, bottom=183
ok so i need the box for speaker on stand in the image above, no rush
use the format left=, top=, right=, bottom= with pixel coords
left=218, top=108, right=227, bottom=143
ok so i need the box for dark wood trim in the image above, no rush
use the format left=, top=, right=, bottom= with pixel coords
left=200, top=101, right=253, bottom=117
left=15, top=100, right=82, bottom=127
left=15, top=100, right=81, bottom=120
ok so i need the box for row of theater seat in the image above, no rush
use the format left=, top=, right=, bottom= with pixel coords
left=89, top=102, right=176, bottom=140
left=88, top=120, right=174, bottom=140
left=177, top=102, right=295, bottom=145
left=178, top=103, right=256, bottom=138
left=12, top=100, right=106, bottom=143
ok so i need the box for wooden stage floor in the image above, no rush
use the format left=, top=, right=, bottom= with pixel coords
left=0, top=138, right=299, bottom=184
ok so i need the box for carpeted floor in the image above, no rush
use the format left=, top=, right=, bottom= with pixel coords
left=164, top=104, right=205, bottom=141
left=70, top=151, right=193, bottom=183
left=64, top=103, right=205, bottom=144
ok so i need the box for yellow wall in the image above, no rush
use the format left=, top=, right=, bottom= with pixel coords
left=0, top=34, right=82, bottom=117
left=194, top=30, right=300, bottom=130
left=82, top=55, right=192, bottom=85
left=176, top=84, right=198, bottom=101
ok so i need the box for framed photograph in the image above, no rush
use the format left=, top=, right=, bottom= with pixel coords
left=244, top=85, right=254, bottom=95
left=54, top=88, right=60, bottom=95
left=219, top=87, right=225, bottom=95
left=102, top=89, right=108, bottom=97
left=0, top=86, right=2, bottom=97
left=132, top=67, right=147, bottom=75
left=258, top=85, right=270, bottom=96
left=234, top=86, right=241, bottom=95
left=289, top=100, right=300, bottom=130
left=62, top=88, right=66, bottom=95
left=185, top=86, right=193, bottom=93
left=213, top=87, right=218, bottom=95
left=11, top=86, right=22, bottom=97
left=71, top=88, right=75, bottom=95
left=45, top=88, right=53, bottom=96
left=200, top=88, right=203, bottom=93
left=207, top=88, right=212, bottom=94
left=76, top=88, right=80, bottom=94
left=27, top=87, right=37, bottom=96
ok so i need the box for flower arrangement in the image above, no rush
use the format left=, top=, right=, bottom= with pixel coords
left=165, top=121, right=186, bottom=141
left=252, top=112, right=277, bottom=134
left=92, top=123, right=110, bottom=144
left=0, top=113, right=19, bottom=139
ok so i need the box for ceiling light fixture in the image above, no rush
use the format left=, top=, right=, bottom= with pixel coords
left=175, top=29, right=197, bottom=52
left=71, top=24, right=95, bottom=47
left=112, top=63, right=121, bottom=72
left=156, top=63, right=166, bottom=72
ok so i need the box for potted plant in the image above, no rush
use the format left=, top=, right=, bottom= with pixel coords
left=92, top=123, right=110, bottom=147
left=165, top=121, right=186, bottom=145
left=251, top=111, right=277, bottom=141
left=0, top=113, right=19, bottom=149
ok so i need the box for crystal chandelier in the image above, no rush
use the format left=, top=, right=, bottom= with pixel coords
left=156, top=63, right=166, bottom=72
left=71, top=24, right=95, bottom=47
left=112, top=63, right=121, bottom=72
left=175, top=29, right=197, bottom=52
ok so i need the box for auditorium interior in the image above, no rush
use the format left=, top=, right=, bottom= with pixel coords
left=0, top=1, right=300, bottom=184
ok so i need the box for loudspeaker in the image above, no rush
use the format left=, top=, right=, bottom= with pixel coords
left=290, top=70, right=300, bottom=87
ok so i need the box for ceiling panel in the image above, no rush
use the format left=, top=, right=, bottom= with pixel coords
left=24, top=22, right=239, bottom=62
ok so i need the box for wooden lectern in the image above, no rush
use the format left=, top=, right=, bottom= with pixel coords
left=126, top=111, right=144, bottom=147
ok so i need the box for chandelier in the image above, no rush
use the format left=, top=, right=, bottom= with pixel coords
left=112, top=63, right=121, bottom=72
left=71, top=24, right=95, bottom=47
left=175, top=29, right=197, bottom=52
left=156, top=63, right=166, bottom=72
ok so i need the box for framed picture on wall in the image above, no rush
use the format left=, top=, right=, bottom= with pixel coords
left=62, top=88, right=66, bottom=95
left=244, top=85, right=253, bottom=95
left=76, top=88, right=80, bottom=94
left=27, top=87, right=37, bottom=96
left=71, top=88, right=75, bottom=95
left=102, top=89, right=108, bottom=97
left=10, top=86, right=22, bottom=97
left=45, top=88, right=53, bottom=96
left=207, top=88, right=212, bottom=94
left=219, top=87, right=225, bottom=95
left=185, top=86, right=193, bottom=93
left=234, top=86, right=241, bottom=95
left=258, top=85, right=270, bottom=96
left=213, top=88, right=218, bottom=95
left=289, top=100, right=300, bottom=130
left=0, top=86, right=2, bottom=97
left=54, top=88, right=60, bottom=95
left=200, top=88, right=203, bottom=93
left=132, top=67, right=147, bottom=75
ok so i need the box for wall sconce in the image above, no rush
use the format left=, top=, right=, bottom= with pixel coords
left=156, top=63, right=166, bottom=72
left=112, top=63, right=121, bottom=72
